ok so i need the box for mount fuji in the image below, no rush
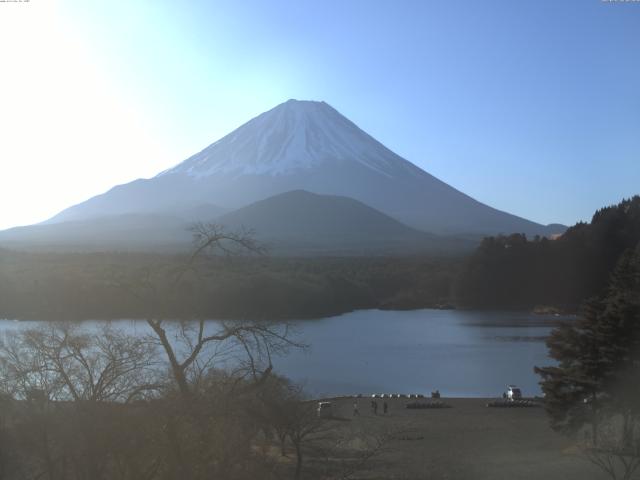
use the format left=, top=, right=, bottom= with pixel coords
left=1, top=99, right=563, bottom=252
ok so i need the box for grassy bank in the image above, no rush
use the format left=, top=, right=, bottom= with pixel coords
left=300, top=397, right=607, bottom=480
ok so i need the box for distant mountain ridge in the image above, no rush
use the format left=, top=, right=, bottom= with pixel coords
left=0, top=191, right=473, bottom=255
left=0, top=99, right=565, bottom=253
left=47, top=100, right=562, bottom=237
left=216, top=190, right=471, bottom=255
left=0, top=213, right=191, bottom=252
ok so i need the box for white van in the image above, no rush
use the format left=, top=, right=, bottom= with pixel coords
left=507, top=385, right=522, bottom=401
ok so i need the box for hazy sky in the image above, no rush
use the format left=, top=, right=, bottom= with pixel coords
left=1, top=0, right=638, bottom=230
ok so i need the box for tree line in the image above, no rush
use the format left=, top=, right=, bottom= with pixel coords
left=0, top=249, right=459, bottom=322
left=456, top=196, right=640, bottom=310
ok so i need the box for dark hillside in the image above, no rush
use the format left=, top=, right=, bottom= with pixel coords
left=456, top=196, right=640, bottom=309
left=217, top=190, right=472, bottom=255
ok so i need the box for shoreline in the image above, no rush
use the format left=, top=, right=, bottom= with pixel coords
left=0, top=306, right=578, bottom=323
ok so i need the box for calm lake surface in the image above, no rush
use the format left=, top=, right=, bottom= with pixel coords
left=275, top=309, right=568, bottom=398
left=0, top=309, right=570, bottom=398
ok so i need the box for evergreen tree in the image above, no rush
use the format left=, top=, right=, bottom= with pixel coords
left=457, top=196, right=640, bottom=309
left=535, top=244, right=640, bottom=445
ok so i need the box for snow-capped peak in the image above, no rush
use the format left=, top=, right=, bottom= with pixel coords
left=158, top=99, right=420, bottom=179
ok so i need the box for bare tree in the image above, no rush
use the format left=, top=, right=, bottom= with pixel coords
left=0, top=323, right=161, bottom=403
left=112, top=223, right=301, bottom=398
left=580, top=414, right=640, bottom=480
left=0, top=323, right=164, bottom=480
left=287, top=402, right=329, bottom=480
left=105, top=223, right=304, bottom=480
left=145, top=318, right=299, bottom=399
left=319, top=429, right=395, bottom=480
left=274, top=396, right=394, bottom=480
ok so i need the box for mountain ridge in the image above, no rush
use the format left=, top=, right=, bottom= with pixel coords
left=216, top=189, right=471, bottom=255
left=0, top=190, right=474, bottom=255
left=24, top=99, right=564, bottom=247
left=158, top=99, right=422, bottom=179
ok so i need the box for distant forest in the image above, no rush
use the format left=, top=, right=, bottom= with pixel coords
left=456, top=196, right=640, bottom=310
left=1, top=196, right=638, bottom=321
left=0, top=252, right=459, bottom=321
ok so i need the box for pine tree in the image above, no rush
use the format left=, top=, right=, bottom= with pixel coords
left=535, top=244, right=640, bottom=445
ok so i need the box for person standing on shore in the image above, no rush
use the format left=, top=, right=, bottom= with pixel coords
left=383, top=401, right=388, bottom=415
left=353, top=400, right=360, bottom=416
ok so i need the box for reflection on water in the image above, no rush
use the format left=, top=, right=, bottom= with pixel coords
left=0, top=309, right=571, bottom=398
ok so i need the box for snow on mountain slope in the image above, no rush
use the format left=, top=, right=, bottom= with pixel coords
left=159, top=99, right=420, bottom=179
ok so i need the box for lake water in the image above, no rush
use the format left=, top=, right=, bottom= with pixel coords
left=0, top=309, right=569, bottom=398
left=275, top=309, right=567, bottom=398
